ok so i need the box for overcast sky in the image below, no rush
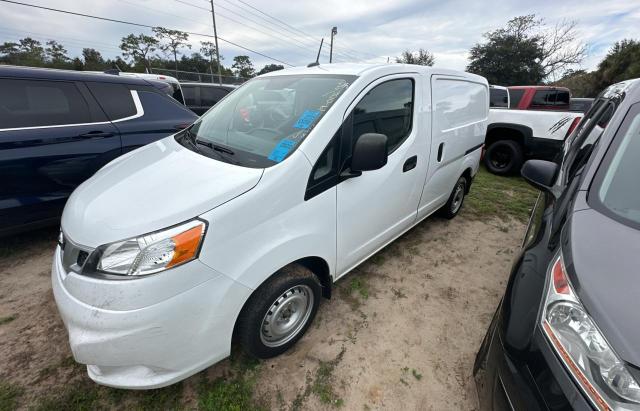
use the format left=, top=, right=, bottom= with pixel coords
left=2, top=0, right=639, bottom=74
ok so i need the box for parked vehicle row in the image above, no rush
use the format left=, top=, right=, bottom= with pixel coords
left=181, top=82, right=236, bottom=115
left=475, top=78, right=640, bottom=410
left=52, top=63, right=489, bottom=389
left=0, top=66, right=198, bottom=236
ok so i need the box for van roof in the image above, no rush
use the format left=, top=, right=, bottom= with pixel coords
left=0, top=65, right=152, bottom=86
left=259, top=63, right=485, bottom=82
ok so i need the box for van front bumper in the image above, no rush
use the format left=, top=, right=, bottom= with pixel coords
left=51, top=246, right=252, bottom=389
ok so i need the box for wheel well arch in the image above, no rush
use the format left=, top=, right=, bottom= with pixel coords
left=485, top=123, right=532, bottom=147
left=231, top=256, right=332, bottom=342
left=461, top=167, right=473, bottom=194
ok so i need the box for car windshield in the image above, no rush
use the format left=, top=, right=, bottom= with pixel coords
left=596, top=108, right=640, bottom=226
left=183, top=74, right=356, bottom=168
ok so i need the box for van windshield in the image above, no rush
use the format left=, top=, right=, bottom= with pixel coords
left=181, top=74, right=356, bottom=168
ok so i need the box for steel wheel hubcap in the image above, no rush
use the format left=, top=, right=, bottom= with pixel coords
left=260, top=285, right=314, bottom=347
left=451, top=183, right=465, bottom=213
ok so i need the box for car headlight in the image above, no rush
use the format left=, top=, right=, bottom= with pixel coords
left=94, top=219, right=206, bottom=276
left=542, top=254, right=640, bottom=410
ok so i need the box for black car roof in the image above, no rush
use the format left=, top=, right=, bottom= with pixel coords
left=0, top=65, right=151, bottom=86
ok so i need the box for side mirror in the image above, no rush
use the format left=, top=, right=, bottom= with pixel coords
left=521, top=160, right=558, bottom=193
left=351, top=133, right=388, bottom=173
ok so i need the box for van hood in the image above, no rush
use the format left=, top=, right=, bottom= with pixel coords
left=566, top=207, right=640, bottom=367
left=61, top=136, right=263, bottom=248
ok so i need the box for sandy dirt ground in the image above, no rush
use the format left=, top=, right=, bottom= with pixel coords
left=0, top=213, right=524, bottom=410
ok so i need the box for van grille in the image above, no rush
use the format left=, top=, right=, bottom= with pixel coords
left=60, top=233, right=93, bottom=274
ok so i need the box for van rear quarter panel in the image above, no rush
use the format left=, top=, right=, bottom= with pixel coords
left=197, top=150, right=337, bottom=290
left=418, top=75, right=488, bottom=217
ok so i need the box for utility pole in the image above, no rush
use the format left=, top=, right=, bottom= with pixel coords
left=210, top=0, right=222, bottom=85
left=330, top=26, right=337, bottom=63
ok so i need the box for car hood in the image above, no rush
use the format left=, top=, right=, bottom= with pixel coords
left=567, top=207, right=640, bottom=366
left=62, top=136, right=263, bottom=248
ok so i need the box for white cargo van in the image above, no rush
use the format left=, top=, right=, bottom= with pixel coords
left=52, top=64, right=489, bottom=389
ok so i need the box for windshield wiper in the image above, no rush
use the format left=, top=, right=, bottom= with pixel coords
left=195, top=138, right=235, bottom=155
left=195, top=138, right=239, bottom=165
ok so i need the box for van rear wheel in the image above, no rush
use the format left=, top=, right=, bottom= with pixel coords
left=440, top=176, right=467, bottom=219
left=236, top=264, right=321, bottom=359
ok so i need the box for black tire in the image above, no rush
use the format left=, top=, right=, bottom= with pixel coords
left=236, top=264, right=321, bottom=359
left=484, top=140, right=524, bottom=175
left=440, top=176, right=467, bottom=219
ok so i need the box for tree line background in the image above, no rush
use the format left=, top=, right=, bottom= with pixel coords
left=1, top=14, right=639, bottom=96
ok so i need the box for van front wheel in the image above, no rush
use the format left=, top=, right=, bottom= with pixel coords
left=237, top=264, right=321, bottom=359
left=440, top=176, right=467, bottom=219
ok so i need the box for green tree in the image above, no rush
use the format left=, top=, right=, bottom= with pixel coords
left=45, top=40, right=69, bottom=66
left=200, top=41, right=224, bottom=76
left=555, top=39, right=640, bottom=97
left=120, top=33, right=159, bottom=72
left=81, top=48, right=107, bottom=71
left=467, top=15, right=585, bottom=85
left=257, top=64, right=284, bottom=75
left=232, top=55, right=255, bottom=78
left=467, top=16, right=544, bottom=85
left=153, top=27, right=190, bottom=74
left=395, top=49, right=435, bottom=66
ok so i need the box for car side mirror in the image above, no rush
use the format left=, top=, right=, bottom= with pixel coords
left=351, top=133, right=388, bottom=173
left=521, top=160, right=558, bottom=193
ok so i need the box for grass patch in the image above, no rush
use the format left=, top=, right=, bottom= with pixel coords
left=0, top=315, right=16, bottom=326
left=349, top=277, right=369, bottom=299
left=198, top=350, right=263, bottom=411
left=0, top=381, right=22, bottom=411
left=411, top=369, right=422, bottom=381
left=32, top=381, right=101, bottom=411
left=465, top=167, right=539, bottom=222
left=311, top=348, right=345, bottom=407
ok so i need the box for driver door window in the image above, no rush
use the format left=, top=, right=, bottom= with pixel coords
left=352, top=79, right=414, bottom=153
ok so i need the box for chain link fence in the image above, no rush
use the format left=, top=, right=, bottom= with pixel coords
left=150, top=68, right=249, bottom=85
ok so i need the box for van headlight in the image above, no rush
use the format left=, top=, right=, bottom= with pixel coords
left=92, top=220, right=206, bottom=276
left=542, top=254, right=640, bottom=410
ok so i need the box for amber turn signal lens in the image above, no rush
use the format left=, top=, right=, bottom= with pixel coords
left=167, top=224, right=204, bottom=268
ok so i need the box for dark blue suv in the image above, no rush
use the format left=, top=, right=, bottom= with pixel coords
left=0, top=66, right=198, bottom=236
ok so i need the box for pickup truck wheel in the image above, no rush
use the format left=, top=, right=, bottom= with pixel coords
left=440, top=176, right=467, bottom=219
left=484, top=140, right=523, bottom=175
left=237, top=264, right=321, bottom=359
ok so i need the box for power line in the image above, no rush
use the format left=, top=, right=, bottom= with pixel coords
left=0, top=0, right=294, bottom=66
left=120, top=0, right=313, bottom=63
left=233, top=0, right=378, bottom=61
left=215, top=0, right=356, bottom=62
left=164, top=0, right=344, bottom=63
left=218, top=0, right=359, bottom=62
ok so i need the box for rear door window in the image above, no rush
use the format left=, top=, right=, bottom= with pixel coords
left=0, top=79, right=92, bottom=128
left=182, top=85, right=197, bottom=106
left=490, top=88, right=508, bottom=108
left=508, top=89, right=525, bottom=108
left=200, top=87, right=229, bottom=107
left=86, top=82, right=136, bottom=120
left=531, top=90, right=557, bottom=107
left=137, top=91, right=194, bottom=119
left=556, top=90, right=570, bottom=107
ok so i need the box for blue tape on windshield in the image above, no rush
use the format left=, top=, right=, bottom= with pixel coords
left=293, top=110, right=321, bottom=129
left=268, top=139, right=297, bottom=162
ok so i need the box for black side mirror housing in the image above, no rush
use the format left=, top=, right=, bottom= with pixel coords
left=350, top=133, right=388, bottom=173
left=521, top=160, right=559, bottom=193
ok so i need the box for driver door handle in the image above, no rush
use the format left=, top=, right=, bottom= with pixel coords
left=403, top=155, right=417, bottom=172
left=78, top=131, right=114, bottom=139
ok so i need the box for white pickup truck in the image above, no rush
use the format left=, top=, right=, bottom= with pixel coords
left=484, top=85, right=583, bottom=174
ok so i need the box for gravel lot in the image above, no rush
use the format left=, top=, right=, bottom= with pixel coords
left=0, top=169, right=537, bottom=410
